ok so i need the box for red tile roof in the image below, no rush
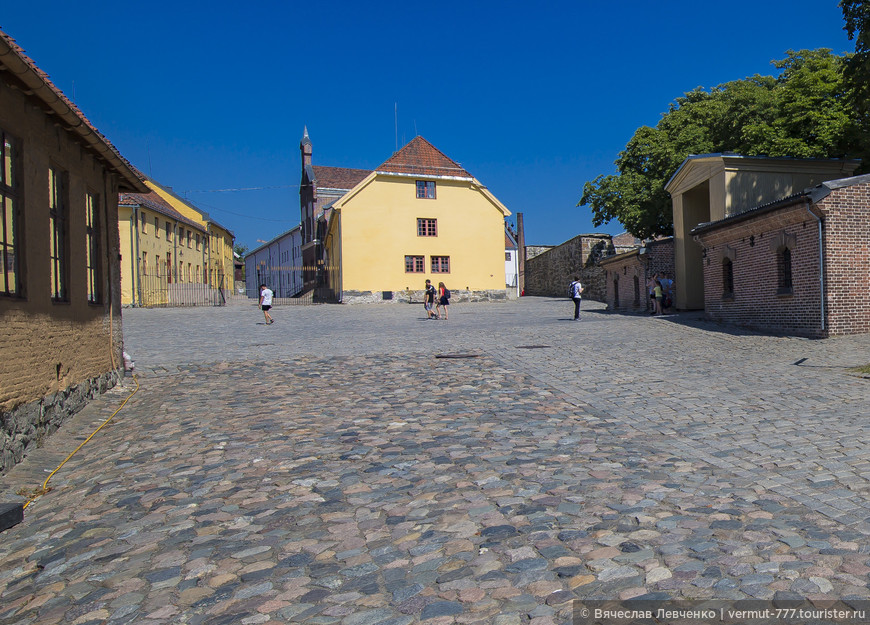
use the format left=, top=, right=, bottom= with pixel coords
left=120, top=191, right=207, bottom=232
left=312, top=165, right=370, bottom=190
left=376, top=136, right=472, bottom=179
left=0, top=29, right=146, bottom=192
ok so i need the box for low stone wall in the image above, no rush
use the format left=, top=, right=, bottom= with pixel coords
left=1, top=370, right=121, bottom=474
left=340, top=289, right=509, bottom=305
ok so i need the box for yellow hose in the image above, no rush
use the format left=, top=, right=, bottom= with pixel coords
left=22, top=374, right=139, bottom=511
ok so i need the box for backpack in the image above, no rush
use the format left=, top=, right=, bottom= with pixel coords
left=443, top=288, right=450, bottom=300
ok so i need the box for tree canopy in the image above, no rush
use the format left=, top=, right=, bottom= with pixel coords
left=580, top=49, right=862, bottom=239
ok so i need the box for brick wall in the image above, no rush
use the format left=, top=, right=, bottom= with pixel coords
left=602, top=253, right=647, bottom=312
left=600, top=239, right=674, bottom=313
left=696, top=202, right=825, bottom=337
left=817, top=186, right=870, bottom=335
left=524, top=235, right=612, bottom=300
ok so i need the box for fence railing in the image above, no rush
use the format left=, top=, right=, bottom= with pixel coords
left=237, top=285, right=336, bottom=305
left=137, top=271, right=226, bottom=307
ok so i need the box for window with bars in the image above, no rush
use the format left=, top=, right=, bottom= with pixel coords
left=431, top=255, right=450, bottom=273
left=416, top=218, right=437, bottom=237
left=777, top=247, right=793, bottom=294
left=85, top=192, right=101, bottom=303
left=722, top=257, right=734, bottom=298
left=0, top=129, right=20, bottom=296
left=416, top=180, right=436, bottom=199
left=404, top=255, right=424, bottom=273
left=49, top=167, right=68, bottom=301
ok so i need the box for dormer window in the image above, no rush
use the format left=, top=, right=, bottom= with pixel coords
left=416, top=180, right=436, bottom=199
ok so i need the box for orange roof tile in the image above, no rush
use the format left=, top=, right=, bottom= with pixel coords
left=376, top=136, right=472, bottom=179
left=312, top=165, right=370, bottom=190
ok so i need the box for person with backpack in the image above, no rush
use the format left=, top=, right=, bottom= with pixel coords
left=569, top=276, right=584, bottom=320
left=423, top=279, right=437, bottom=319
left=436, top=282, right=450, bottom=320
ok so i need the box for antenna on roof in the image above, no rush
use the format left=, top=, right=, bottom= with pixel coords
left=394, top=103, right=398, bottom=152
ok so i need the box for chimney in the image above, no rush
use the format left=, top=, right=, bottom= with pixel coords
left=516, top=212, right=525, bottom=294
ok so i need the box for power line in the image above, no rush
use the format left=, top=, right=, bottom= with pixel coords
left=182, top=184, right=299, bottom=194
left=193, top=200, right=297, bottom=222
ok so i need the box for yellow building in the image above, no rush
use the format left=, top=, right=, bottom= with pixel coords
left=118, top=191, right=209, bottom=305
left=1, top=28, right=148, bottom=471
left=323, top=136, right=511, bottom=303
left=144, top=179, right=236, bottom=293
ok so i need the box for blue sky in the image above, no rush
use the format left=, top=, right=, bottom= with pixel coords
left=1, top=1, right=855, bottom=247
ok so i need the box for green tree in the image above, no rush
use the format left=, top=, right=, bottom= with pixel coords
left=234, top=243, right=249, bottom=257
left=580, top=49, right=859, bottom=239
left=841, top=0, right=870, bottom=149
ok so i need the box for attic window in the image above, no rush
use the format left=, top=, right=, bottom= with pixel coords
left=416, top=180, right=436, bottom=199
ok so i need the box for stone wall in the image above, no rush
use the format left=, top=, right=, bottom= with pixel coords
left=1, top=370, right=120, bottom=474
left=340, top=289, right=510, bottom=305
left=524, top=235, right=612, bottom=301
left=525, top=246, right=553, bottom=261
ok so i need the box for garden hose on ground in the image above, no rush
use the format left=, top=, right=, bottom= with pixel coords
left=22, top=374, right=140, bottom=511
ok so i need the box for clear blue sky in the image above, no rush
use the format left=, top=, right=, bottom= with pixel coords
left=1, top=1, right=855, bottom=247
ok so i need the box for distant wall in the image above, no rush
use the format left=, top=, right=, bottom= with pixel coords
left=524, top=235, right=612, bottom=301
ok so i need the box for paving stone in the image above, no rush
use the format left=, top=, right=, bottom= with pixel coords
left=2, top=299, right=870, bottom=623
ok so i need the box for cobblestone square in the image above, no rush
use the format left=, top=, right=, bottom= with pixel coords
left=2, top=298, right=870, bottom=624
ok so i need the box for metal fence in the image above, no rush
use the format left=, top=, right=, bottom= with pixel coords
left=238, top=284, right=336, bottom=305
left=137, top=271, right=227, bottom=307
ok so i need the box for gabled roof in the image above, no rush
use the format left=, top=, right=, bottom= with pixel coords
left=0, top=29, right=147, bottom=193
left=376, top=136, right=472, bottom=179
left=311, top=165, right=370, bottom=191
left=120, top=191, right=208, bottom=233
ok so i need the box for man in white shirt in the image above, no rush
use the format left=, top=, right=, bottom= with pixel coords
left=569, top=277, right=584, bottom=320
left=259, top=284, right=274, bottom=325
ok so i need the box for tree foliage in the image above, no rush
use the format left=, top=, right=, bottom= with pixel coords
left=580, top=49, right=861, bottom=239
left=841, top=0, right=870, bottom=142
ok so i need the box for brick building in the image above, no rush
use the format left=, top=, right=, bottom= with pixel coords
left=599, top=238, right=674, bottom=313
left=0, top=30, right=147, bottom=471
left=692, top=173, right=870, bottom=337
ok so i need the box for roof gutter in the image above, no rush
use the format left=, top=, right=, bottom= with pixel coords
left=0, top=36, right=147, bottom=193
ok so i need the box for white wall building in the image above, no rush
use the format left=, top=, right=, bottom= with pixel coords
left=244, top=225, right=303, bottom=299
left=505, top=227, right=519, bottom=296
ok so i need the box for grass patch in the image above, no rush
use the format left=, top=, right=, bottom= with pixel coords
left=849, top=364, right=870, bottom=375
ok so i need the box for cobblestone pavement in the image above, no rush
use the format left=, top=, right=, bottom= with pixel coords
left=2, top=298, right=870, bottom=624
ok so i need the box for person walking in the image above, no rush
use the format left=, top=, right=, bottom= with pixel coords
left=259, top=284, right=274, bottom=324
left=569, top=276, right=584, bottom=320
left=423, top=279, right=437, bottom=319
left=436, top=282, right=450, bottom=320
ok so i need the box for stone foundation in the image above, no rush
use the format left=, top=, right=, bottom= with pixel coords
left=340, top=289, right=510, bottom=305
left=1, top=370, right=121, bottom=474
